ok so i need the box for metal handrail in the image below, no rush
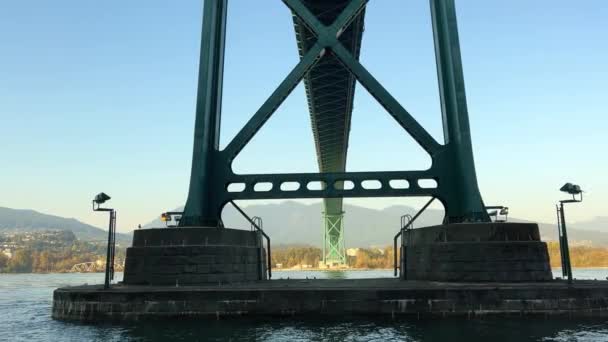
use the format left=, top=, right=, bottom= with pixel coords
left=161, top=211, right=183, bottom=227
left=230, top=201, right=272, bottom=280
left=394, top=214, right=412, bottom=276
left=485, top=205, right=509, bottom=222
left=251, top=216, right=263, bottom=231
left=393, top=197, right=436, bottom=278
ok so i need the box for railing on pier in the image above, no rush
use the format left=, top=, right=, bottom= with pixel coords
left=393, top=197, right=436, bottom=279
left=230, top=201, right=272, bottom=280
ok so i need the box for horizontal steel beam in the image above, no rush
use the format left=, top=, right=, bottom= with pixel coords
left=221, top=170, right=440, bottom=201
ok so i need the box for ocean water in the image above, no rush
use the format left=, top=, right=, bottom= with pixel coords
left=0, top=269, right=607, bottom=342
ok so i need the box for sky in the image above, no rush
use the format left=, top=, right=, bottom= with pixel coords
left=0, top=0, right=606, bottom=232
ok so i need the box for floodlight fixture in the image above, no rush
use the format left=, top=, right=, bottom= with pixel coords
left=161, top=211, right=184, bottom=228
left=94, top=192, right=111, bottom=204
left=161, top=213, right=169, bottom=222
left=559, top=183, right=583, bottom=202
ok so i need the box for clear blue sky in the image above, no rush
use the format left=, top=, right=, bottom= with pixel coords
left=1, top=0, right=606, bottom=232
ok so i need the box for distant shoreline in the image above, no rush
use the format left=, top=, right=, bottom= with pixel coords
left=2, top=267, right=608, bottom=275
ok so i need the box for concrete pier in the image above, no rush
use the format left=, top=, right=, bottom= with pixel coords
left=403, top=223, right=552, bottom=282
left=53, top=224, right=601, bottom=323
left=123, top=228, right=267, bottom=285
left=53, top=279, right=608, bottom=322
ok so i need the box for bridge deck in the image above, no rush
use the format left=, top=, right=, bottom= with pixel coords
left=292, top=0, right=364, bottom=175
left=292, top=1, right=365, bottom=211
left=291, top=0, right=366, bottom=252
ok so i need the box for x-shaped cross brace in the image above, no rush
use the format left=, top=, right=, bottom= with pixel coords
left=222, top=0, right=442, bottom=163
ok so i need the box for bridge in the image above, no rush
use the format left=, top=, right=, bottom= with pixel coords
left=130, top=0, right=547, bottom=285
left=178, top=0, right=489, bottom=267
left=53, top=0, right=585, bottom=323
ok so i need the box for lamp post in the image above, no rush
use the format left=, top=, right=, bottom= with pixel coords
left=93, top=192, right=116, bottom=289
left=556, top=183, right=583, bottom=284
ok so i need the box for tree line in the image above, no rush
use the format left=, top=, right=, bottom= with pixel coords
left=0, top=241, right=126, bottom=273
left=270, top=243, right=608, bottom=270
left=2, top=241, right=607, bottom=273
left=546, top=241, right=608, bottom=268
left=271, top=246, right=396, bottom=269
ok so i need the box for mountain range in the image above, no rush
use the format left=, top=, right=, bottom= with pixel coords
left=143, top=201, right=608, bottom=248
left=1, top=203, right=606, bottom=248
left=0, top=207, right=131, bottom=244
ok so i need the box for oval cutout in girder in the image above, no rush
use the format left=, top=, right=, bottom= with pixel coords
left=253, top=182, right=273, bottom=192
left=307, top=181, right=326, bottom=191
left=227, top=183, right=246, bottom=193
left=280, top=182, right=300, bottom=191
left=361, top=180, right=382, bottom=190
left=334, top=180, right=355, bottom=191
left=389, top=179, right=409, bottom=189
left=418, top=179, right=438, bottom=189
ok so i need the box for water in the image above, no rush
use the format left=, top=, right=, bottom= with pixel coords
left=1, top=269, right=607, bottom=342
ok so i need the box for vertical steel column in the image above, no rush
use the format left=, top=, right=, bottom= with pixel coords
left=322, top=212, right=346, bottom=266
left=559, top=202, right=573, bottom=283
left=181, top=0, right=228, bottom=227
left=103, top=209, right=116, bottom=289
left=556, top=205, right=567, bottom=277
left=430, top=0, right=489, bottom=223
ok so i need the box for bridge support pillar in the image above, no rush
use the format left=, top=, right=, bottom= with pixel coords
left=321, top=212, right=347, bottom=268
left=123, top=228, right=267, bottom=285
left=404, top=222, right=552, bottom=282
left=180, top=0, right=227, bottom=227
left=430, top=0, right=488, bottom=223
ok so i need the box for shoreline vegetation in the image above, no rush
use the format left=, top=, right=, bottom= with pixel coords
left=1, top=240, right=608, bottom=274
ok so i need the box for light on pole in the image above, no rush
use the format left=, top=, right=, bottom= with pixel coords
left=556, top=183, right=583, bottom=284
left=93, top=192, right=117, bottom=289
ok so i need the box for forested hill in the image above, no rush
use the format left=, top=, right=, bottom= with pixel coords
left=0, top=207, right=130, bottom=243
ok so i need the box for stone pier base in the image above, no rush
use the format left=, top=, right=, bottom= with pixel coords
left=123, top=227, right=267, bottom=285
left=402, top=222, right=552, bottom=282
left=52, top=279, right=608, bottom=321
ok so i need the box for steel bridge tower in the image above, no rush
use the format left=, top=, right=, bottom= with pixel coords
left=121, top=0, right=553, bottom=286
left=180, top=0, right=489, bottom=239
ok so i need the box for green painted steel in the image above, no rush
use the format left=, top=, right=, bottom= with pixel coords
left=292, top=0, right=364, bottom=265
left=180, top=0, right=490, bottom=228
left=322, top=212, right=346, bottom=266
left=181, top=0, right=227, bottom=227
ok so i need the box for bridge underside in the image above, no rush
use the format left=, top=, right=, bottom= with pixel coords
left=292, top=0, right=365, bottom=264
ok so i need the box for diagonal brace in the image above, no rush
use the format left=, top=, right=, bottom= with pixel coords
left=332, top=43, right=442, bottom=155
left=285, top=0, right=441, bottom=155
left=223, top=0, right=369, bottom=161
left=222, top=42, right=324, bottom=159
left=284, top=0, right=368, bottom=42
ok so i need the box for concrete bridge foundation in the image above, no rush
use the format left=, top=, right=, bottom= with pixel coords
left=123, top=227, right=267, bottom=285
left=402, top=222, right=552, bottom=282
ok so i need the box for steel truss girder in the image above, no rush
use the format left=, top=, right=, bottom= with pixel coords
left=180, top=0, right=490, bottom=227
